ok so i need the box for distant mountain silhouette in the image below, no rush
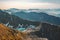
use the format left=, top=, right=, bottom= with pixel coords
left=3, top=8, right=60, bottom=25
left=11, top=10, right=60, bottom=26
left=0, top=9, right=40, bottom=28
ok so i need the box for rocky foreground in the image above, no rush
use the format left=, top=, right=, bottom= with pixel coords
left=0, top=24, right=27, bottom=40
left=27, top=23, right=60, bottom=40
left=0, top=23, right=60, bottom=40
left=0, top=23, right=49, bottom=40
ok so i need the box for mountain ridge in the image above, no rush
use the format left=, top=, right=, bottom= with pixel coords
left=2, top=9, right=60, bottom=26
left=0, top=23, right=27, bottom=40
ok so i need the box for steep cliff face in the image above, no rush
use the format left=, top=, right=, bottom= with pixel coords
left=0, top=24, right=27, bottom=40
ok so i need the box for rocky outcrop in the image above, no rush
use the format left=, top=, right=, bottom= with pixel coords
left=0, top=22, right=60, bottom=40
left=27, top=23, right=60, bottom=40
left=0, top=23, right=27, bottom=40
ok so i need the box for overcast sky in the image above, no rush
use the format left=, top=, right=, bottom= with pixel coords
left=0, top=0, right=60, bottom=9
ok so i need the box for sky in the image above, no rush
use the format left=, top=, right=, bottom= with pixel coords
left=0, top=0, right=60, bottom=9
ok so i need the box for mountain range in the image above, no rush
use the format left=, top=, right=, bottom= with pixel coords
left=0, top=9, right=40, bottom=28
left=3, top=8, right=60, bottom=26
left=0, top=8, right=60, bottom=40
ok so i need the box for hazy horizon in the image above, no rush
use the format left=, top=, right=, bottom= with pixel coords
left=0, top=0, right=60, bottom=9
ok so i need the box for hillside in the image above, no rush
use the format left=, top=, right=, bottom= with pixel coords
left=0, top=9, right=60, bottom=40
left=0, top=23, right=27, bottom=40
left=0, top=9, right=40, bottom=28
left=28, top=23, right=60, bottom=40
left=4, top=8, right=60, bottom=25
left=12, top=11, right=60, bottom=25
left=0, top=23, right=60, bottom=40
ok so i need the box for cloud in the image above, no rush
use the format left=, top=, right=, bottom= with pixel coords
left=35, top=0, right=60, bottom=3
left=0, top=1, right=60, bottom=9
left=0, top=0, right=60, bottom=9
left=0, top=0, right=60, bottom=3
